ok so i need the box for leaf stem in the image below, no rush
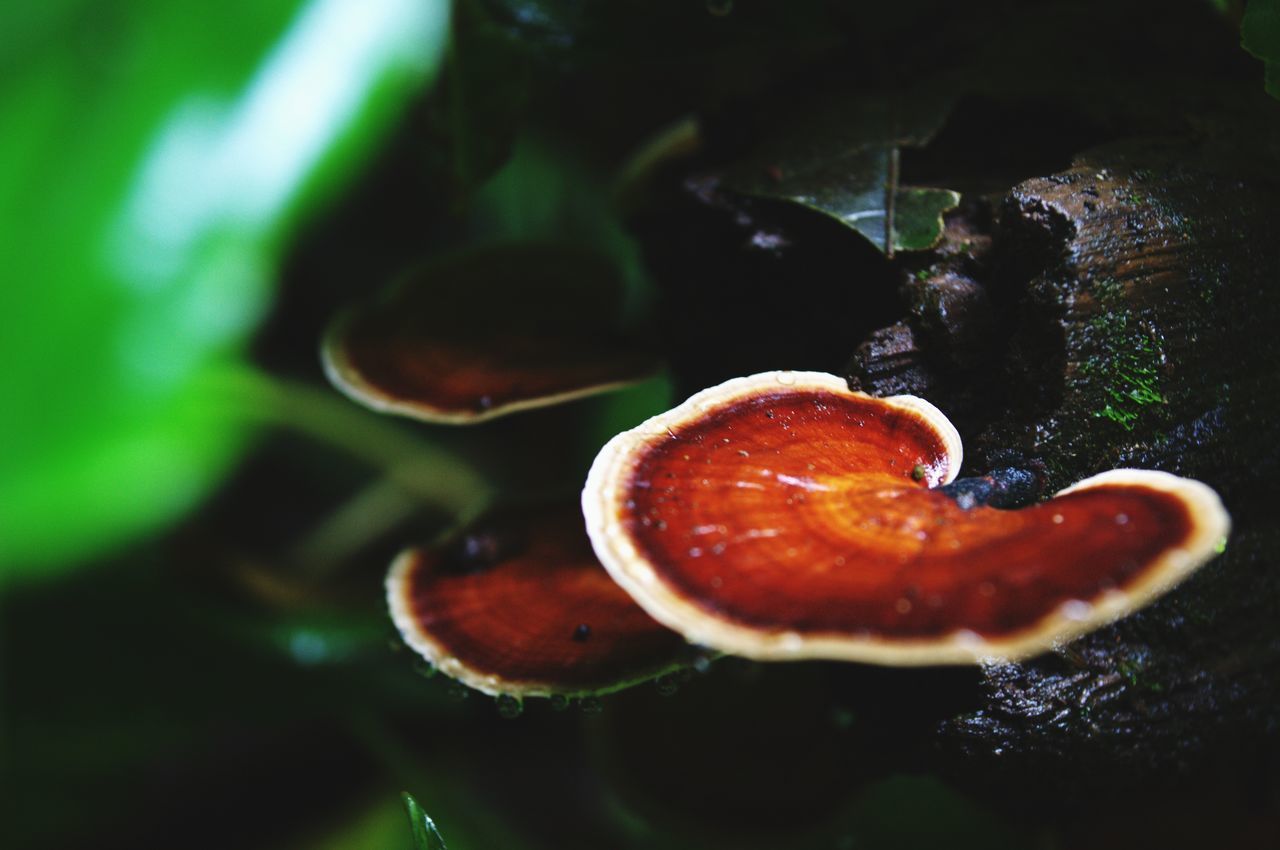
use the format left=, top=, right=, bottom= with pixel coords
left=288, top=478, right=424, bottom=576
left=210, top=366, right=492, bottom=525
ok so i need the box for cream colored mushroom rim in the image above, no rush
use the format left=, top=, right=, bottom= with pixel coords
left=322, top=309, right=660, bottom=425
left=386, top=547, right=697, bottom=699
left=581, top=370, right=1231, bottom=666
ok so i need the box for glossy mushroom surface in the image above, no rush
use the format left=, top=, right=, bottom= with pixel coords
left=324, top=244, right=660, bottom=424
left=388, top=503, right=690, bottom=697
left=583, top=371, right=1230, bottom=664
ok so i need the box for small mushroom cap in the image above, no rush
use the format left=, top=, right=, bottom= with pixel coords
left=582, top=371, right=1230, bottom=665
left=388, top=504, right=691, bottom=697
left=323, top=245, right=661, bottom=424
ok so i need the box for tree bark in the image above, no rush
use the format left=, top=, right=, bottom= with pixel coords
left=851, top=136, right=1280, bottom=799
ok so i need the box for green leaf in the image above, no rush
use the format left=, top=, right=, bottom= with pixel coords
left=402, top=792, right=450, bottom=850
left=0, top=0, right=450, bottom=578
left=892, top=186, right=965, bottom=252
left=1243, top=0, right=1280, bottom=99
left=723, top=93, right=960, bottom=254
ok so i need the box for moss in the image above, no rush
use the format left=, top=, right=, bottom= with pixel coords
left=1090, top=277, right=1124, bottom=304
left=1097, top=404, right=1140, bottom=429
left=1117, top=658, right=1142, bottom=687
left=1115, top=654, right=1167, bottom=694
left=1082, top=312, right=1167, bottom=432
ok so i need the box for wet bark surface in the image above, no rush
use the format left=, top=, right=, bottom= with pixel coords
left=924, top=138, right=1280, bottom=802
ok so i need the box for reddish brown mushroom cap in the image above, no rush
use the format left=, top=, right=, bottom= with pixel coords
left=582, top=371, right=1230, bottom=664
left=388, top=504, right=691, bottom=697
left=323, top=245, right=661, bottom=424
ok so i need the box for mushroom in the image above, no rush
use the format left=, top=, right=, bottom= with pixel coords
left=323, top=244, right=661, bottom=424
left=388, top=503, right=692, bottom=697
left=582, top=371, right=1229, bottom=664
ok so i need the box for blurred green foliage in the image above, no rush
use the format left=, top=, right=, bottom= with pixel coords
left=0, top=0, right=449, bottom=577
left=1243, top=0, right=1280, bottom=97
left=403, top=793, right=450, bottom=850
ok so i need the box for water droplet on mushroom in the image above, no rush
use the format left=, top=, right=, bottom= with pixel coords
left=446, top=681, right=470, bottom=701
left=549, top=694, right=570, bottom=712
left=1061, top=599, right=1093, bottom=621
left=1115, top=513, right=1130, bottom=525
left=654, top=674, right=680, bottom=696
left=1052, top=513, right=1065, bottom=524
left=776, top=371, right=796, bottom=385
left=496, top=695, right=523, bottom=719
left=895, top=598, right=913, bottom=614
left=412, top=659, right=437, bottom=679
left=579, top=696, right=604, bottom=715
left=572, top=624, right=592, bottom=642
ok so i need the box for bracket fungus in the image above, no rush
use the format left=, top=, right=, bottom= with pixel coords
left=323, top=244, right=661, bottom=424
left=387, top=503, right=691, bottom=697
left=582, top=371, right=1229, bottom=665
